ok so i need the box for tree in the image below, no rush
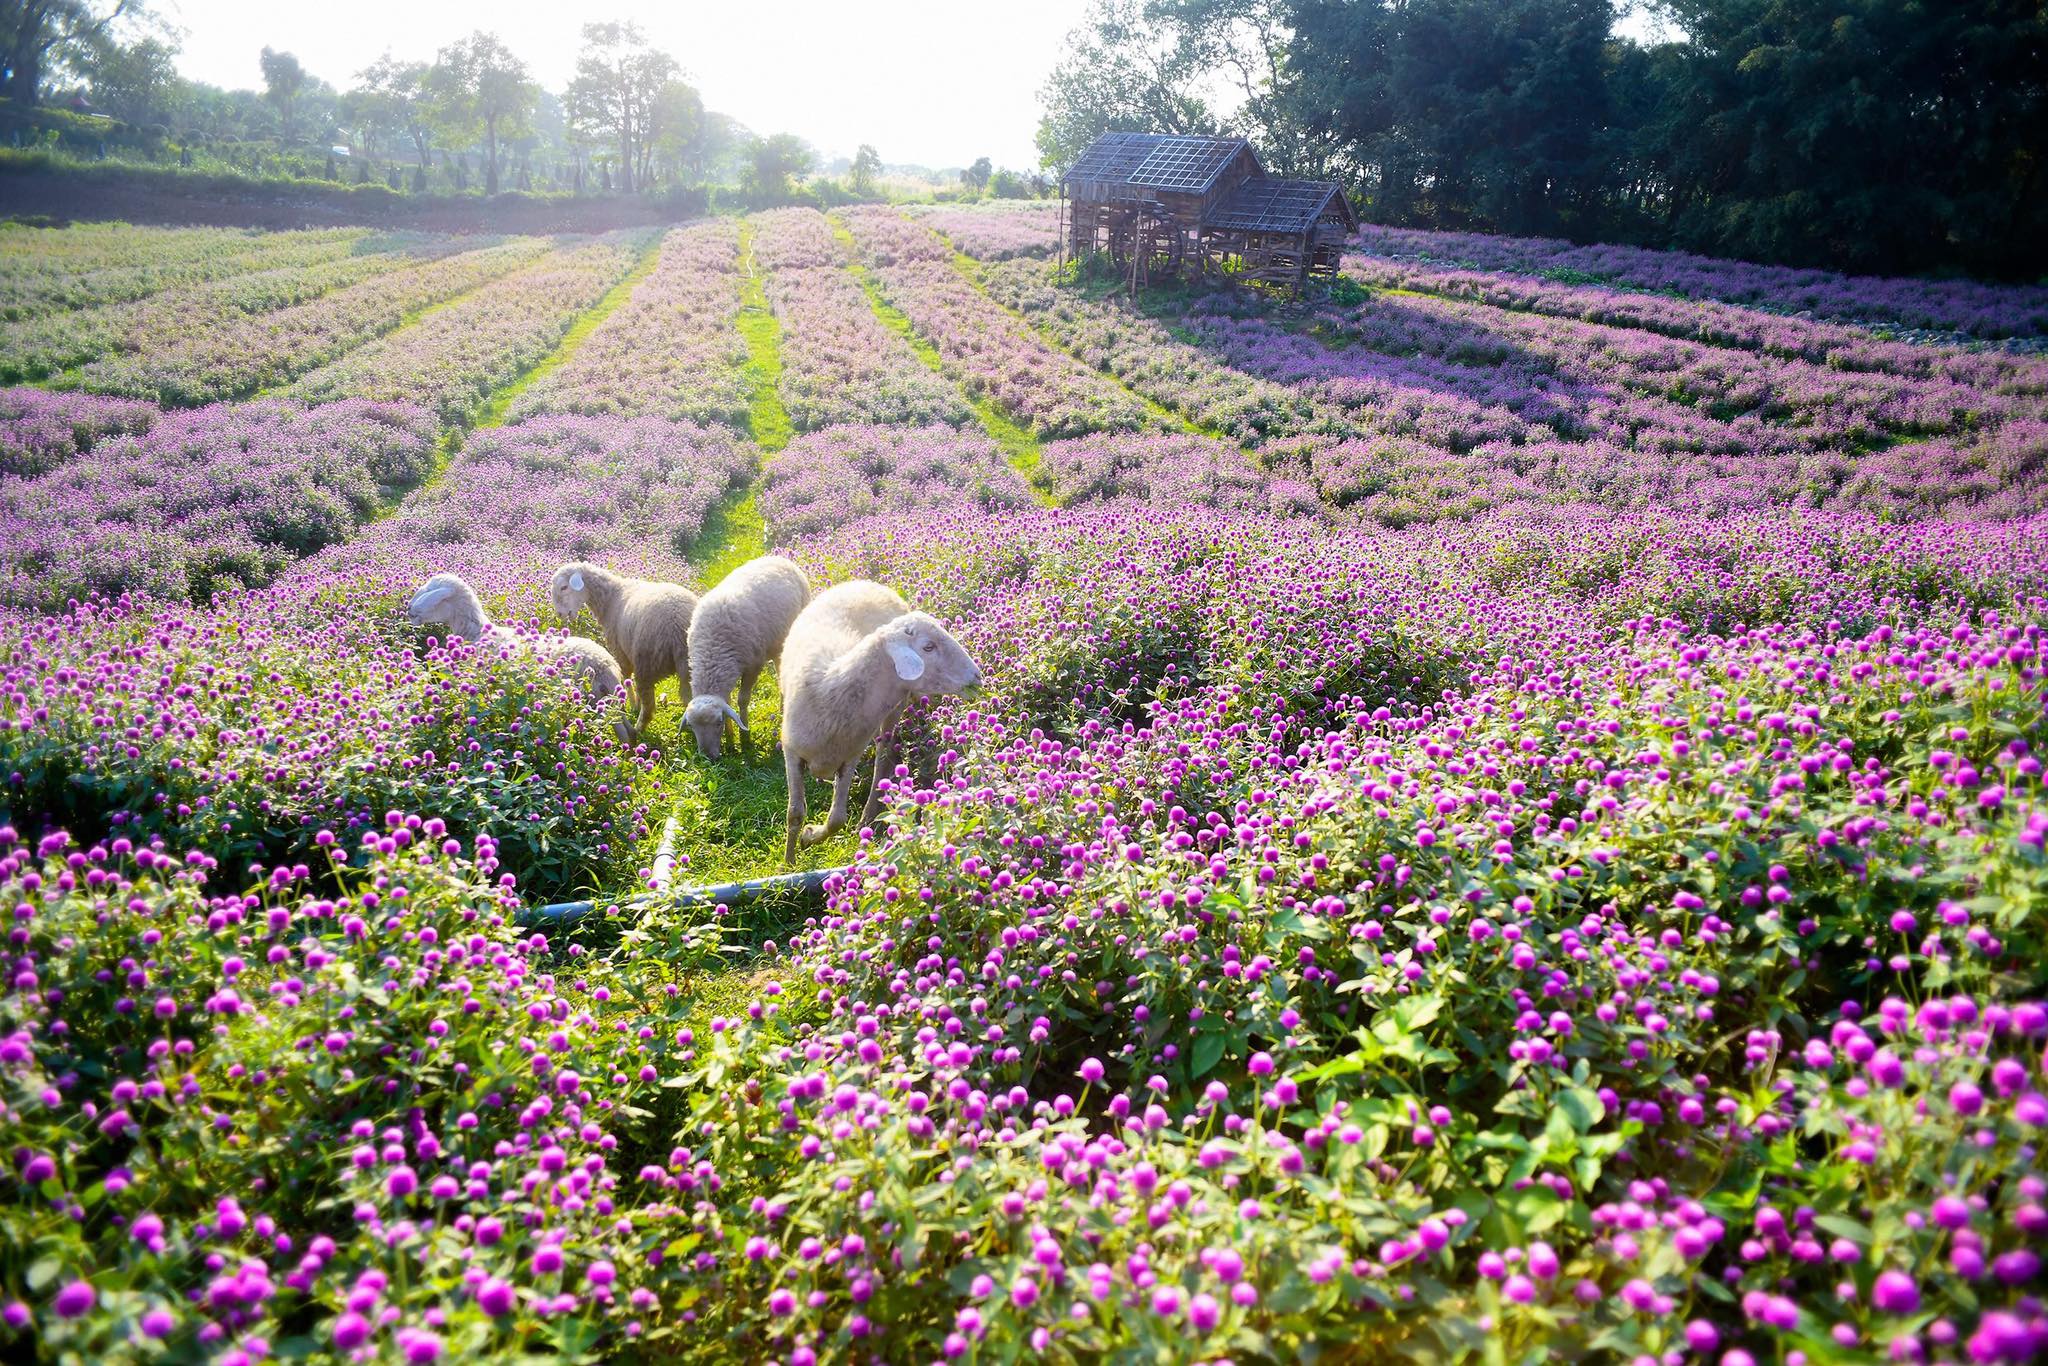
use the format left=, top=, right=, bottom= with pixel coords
left=435, top=31, right=535, bottom=195
left=1034, top=0, right=1218, bottom=170
left=356, top=54, right=440, bottom=175
left=565, top=21, right=680, bottom=195
left=744, top=131, right=812, bottom=202
left=849, top=143, right=882, bottom=195
left=1635, top=0, right=2048, bottom=277
left=259, top=46, right=306, bottom=145
left=81, top=31, right=174, bottom=124
left=645, top=79, right=703, bottom=187
left=1, top=0, right=138, bottom=105
left=961, top=155, right=993, bottom=193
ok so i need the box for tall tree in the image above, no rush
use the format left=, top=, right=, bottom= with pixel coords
left=435, top=31, right=535, bottom=195
left=744, top=131, right=812, bottom=202
left=1, top=0, right=137, bottom=105
left=1639, top=0, right=2048, bottom=276
left=258, top=46, right=306, bottom=144
left=849, top=143, right=882, bottom=195
left=81, top=30, right=174, bottom=124
left=962, top=156, right=993, bottom=193
left=565, top=22, right=679, bottom=195
left=1035, top=0, right=1219, bottom=170
left=355, top=54, right=440, bottom=175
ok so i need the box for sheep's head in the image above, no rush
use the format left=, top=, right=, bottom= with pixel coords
left=683, top=693, right=744, bottom=759
left=407, top=573, right=474, bottom=630
left=880, top=613, right=982, bottom=697
left=548, top=563, right=594, bottom=623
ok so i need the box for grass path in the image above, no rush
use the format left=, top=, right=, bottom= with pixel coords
left=826, top=214, right=1055, bottom=502
left=619, top=218, right=854, bottom=895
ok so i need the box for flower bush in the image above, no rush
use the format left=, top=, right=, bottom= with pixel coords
left=0, top=399, right=438, bottom=610
left=0, top=387, right=160, bottom=478
left=759, top=424, right=1034, bottom=543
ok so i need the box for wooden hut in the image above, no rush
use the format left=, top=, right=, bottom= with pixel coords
left=1059, top=132, right=1357, bottom=296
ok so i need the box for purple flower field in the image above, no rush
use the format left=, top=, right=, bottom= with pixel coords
left=3, top=213, right=2048, bottom=1366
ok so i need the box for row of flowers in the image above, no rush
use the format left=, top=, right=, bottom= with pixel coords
left=978, top=258, right=2048, bottom=523
left=0, top=399, right=439, bottom=611
left=0, top=233, right=473, bottom=384
left=1348, top=222, right=2048, bottom=340
left=837, top=210, right=1164, bottom=439
left=0, top=221, right=379, bottom=322
left=507, top=223, right=754, bottom=431
left=286, top=234, right=652, bottom=426
left=1339, top=255, right=2048, bottom=393
left=757, top=212, right=975, bottom=432
left=70, top=238, right=553, bottom=408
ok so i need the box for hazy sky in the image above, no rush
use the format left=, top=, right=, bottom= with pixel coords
left=156, top=0, right=1097, bottom=171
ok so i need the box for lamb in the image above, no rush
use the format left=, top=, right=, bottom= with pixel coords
left=779, top=580, right=982, bottom=865
left=406, top=573, right=631, bottom=736
left=548, top=561, right=699, bottom=734
left=681, top=555, right=811, bottom=759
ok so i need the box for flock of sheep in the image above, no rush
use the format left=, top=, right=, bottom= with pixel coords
left=405, top=559, right=983, bottom=865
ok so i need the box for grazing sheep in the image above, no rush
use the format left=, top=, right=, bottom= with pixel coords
left=406, top=572, right=631, bottom=737
left=548, top=561, right=698, bottom=734
left=682, top=555, right=811, bottom=759
left=780, top=580, right=982, bottom=865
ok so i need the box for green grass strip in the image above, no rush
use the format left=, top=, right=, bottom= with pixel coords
left=826, top=214, right=1055, bottom=504
left=735, top=220, right=793, bottom=453
left=470, top=231, right=665, bottom=431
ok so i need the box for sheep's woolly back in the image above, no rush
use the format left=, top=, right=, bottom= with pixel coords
left=780, top=581, right=916, bottom=774
left=687, top=555, right=811, bottom=704
left=550, top=559, right=698, bottom=694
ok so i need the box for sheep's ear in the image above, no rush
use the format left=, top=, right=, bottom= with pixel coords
left=885, top=637, right=925, bottom=682
left=720, top=699, right=748, bottom=731
left=569, top=571, right=584, bottom=592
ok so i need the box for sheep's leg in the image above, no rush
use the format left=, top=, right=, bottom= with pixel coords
left=783, top=749, right=806, bottom=866
left=858, top=731, right=899, bottom=831
left=736, top=666, right=761, bottom=760
left=800, top=760, right=856, bottom=848
left=635, top=673, right=656, bottom=732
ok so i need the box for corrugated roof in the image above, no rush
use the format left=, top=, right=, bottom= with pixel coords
left=1064, top=133, right=1252, bottom=195
left=1064, top=131, right=1161, bottom=185
left=1207, top=177, right=1351, bottom=234
left=1127, top=136, right=1249, bottom=193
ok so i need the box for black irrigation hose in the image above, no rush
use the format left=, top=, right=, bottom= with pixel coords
left=521, top=866, right=846, bottom=926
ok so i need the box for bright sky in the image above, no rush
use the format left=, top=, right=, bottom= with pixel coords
left=157, top=0, right=1096, bottom=171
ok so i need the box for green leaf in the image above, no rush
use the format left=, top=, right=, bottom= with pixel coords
left=1191, top=1031, right=1227, bottom=1078
left=1555, top=1086, right=1605, bottom=1133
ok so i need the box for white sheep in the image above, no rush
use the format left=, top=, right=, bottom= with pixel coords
left=779, top=579, right=982, bottom=865
left=406, top=572, right=631, bottom=737
left=682, top=555, right=812, bottom=759
left=548, top=561, right=698, bottom=735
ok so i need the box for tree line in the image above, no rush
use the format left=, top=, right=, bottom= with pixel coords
left=0, top=5, right=819, bottom=201
left=1038, top=0, right=2048, bottom=280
